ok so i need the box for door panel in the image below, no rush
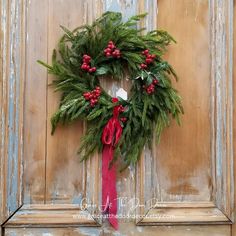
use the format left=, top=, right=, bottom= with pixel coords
left=46, top=0, right=86, bottom=204
left=23, top=0, right=48, bottom=204
left=22, top=0, right=102, bottom=225
left=0, top=0, right=235, bottom=235
left=136, top=0, right=234, bottom=225
left=155, top=0, right=211, bottom=202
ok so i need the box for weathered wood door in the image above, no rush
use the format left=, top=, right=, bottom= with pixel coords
left=1, top=0, right=235, bottom=235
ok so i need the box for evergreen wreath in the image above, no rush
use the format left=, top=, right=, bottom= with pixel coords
left=38, top=11, right=183, bottom=170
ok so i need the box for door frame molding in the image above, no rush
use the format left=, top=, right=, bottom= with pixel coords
left=0, top=0, right=234, bottom=229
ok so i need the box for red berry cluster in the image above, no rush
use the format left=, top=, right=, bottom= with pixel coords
left=120, top=117, right=127, bottom=123
left=83, top=86, right=101, bottom=107
left=118, top=105, right=125, bottom=113
left=143, top=79, right=159, bottom=94
left=104, top=41, right=121, bottom=58
left=140, top=49, right=156, bottom=69
left=81, top=54, right=97, bottom=73
left=118, top=105, right=127, bottom=123
left=112, top=98, right=127, bottom=122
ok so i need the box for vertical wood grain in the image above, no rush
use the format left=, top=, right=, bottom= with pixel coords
left=0, top=0, right=10, bottom=223
left=209, top=0, right=234, bottom=218
left=45, top=0, right=103, bottom=205
left=136, top=0, right=159, bottom=219
left=232, top=0, right=235, bottom=234
left=45, top=0, right=85, bottom=204
left=103, top=0, right=136, bottom=220
left=137, top=0, right=234, bottom=225
left=154, top=0, right=211, bottom=202
left=23, top=0, right=48, bottom=204
left=1, top=0, right=234, bottom=234
left=0, top=0, right=25, bottom=223
left=82, top=0, right=103, bottom=221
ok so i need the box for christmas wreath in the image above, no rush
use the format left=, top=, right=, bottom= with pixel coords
left=38, top=11, right=183, bottom=228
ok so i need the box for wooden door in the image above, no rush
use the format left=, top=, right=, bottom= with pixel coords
left=0, top=0, right=235, bottom=235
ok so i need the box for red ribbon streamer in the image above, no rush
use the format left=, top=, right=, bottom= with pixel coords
left=101, top=102, right=122, bottom=230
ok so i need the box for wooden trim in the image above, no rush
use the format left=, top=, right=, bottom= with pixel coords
left=137, top=207, right=230, bottom=225
left=0, top=0, right=25, bottom=224
left=232, top=0, right=236, bottom=234
left=136, top=0, right=234, bottom=225
left=3, top=204, right=101, bottom=228
left=210, top=0, right=234, bottom=220
left=136, top=202, right=231, bottom=225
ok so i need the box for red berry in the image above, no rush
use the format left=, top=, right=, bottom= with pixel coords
left=83, top=58, right=91, bottom=64
left=112, top=49, right=121, bottom=58
left=95, top=89, right=100, bottom=94
left=104, top=48, right=111, bottom=53
left=121, top=117, right=127, bottom=122
left=112, top=97, right=119, bottom=103
left=83, top=55, right=91, bottom=64
left=145, top=58, right=153, bottom=64
left=81, top=63, right=90, bottom=71
left=119, top=105, right=125, bottom=113
left=91, top=67, right=96, bottom=72
left=96, top=86, right=100, bottom=90
left=106, top=52, right=111, bottom=57
left=83, top=54, right=90, bottom=59
left=108, top=41, right=116, bottom=49
left=142, top=49, right=149, bottom=55
left=140, top=63, right=147, bottom=69
left=81, top=64, right=86, bottom=70
left=151, top=54, right=156, bottom=59
left=85, top=65, right=90, bottom=71
left=153, top=79, right=159, bottom=85
left=83, top=92, right=90, bottom=100
left=89, top=68, right=93, bottom=73
left=108, top=44, right=115, bottom=49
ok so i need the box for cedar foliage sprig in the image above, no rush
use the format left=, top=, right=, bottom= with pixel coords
left=38, top=11, right=183, bottom=170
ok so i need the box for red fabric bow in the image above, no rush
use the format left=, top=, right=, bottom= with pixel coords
left=101, top=99, right=123, bottom=230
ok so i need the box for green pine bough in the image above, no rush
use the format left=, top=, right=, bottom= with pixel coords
left=38, top=11, right=184, bottom=170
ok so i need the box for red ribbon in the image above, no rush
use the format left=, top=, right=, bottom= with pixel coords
left=101, top=99, right=122, bottom=230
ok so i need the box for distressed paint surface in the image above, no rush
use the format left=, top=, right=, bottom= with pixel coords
left=209, top=0, right=234, bottom=218
left=0, top=0, right=25, bottom=223
left=4, top=224, right=231, bottom=236
left=45, top=0, right=85, bottom=203
left=23, top=0, right=48, bottom=204
left=102, top=0, right=137, bottom=220
left=155, top=0, right=211, bottom=202
left=1, top=0, right=235, bottom=234
left=136, top=0, right=234, bottom=225
left=232, top=0, right=236, bottom=234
